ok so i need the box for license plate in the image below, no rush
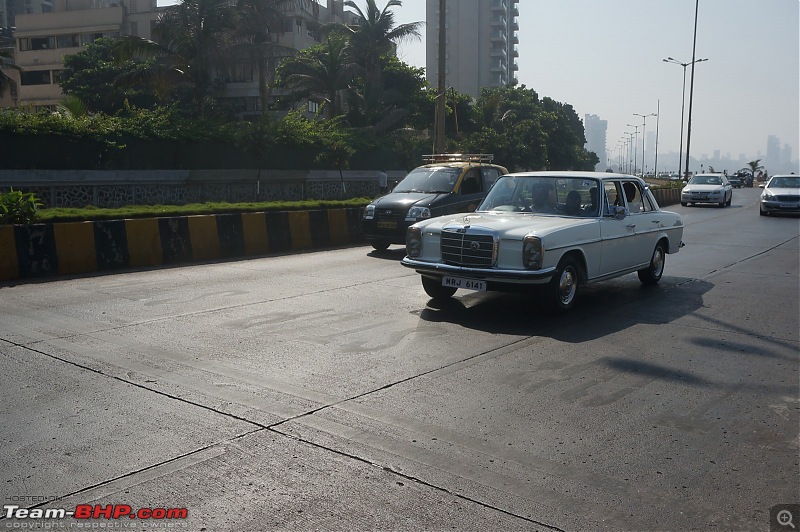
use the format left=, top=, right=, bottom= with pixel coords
left=377, top=221, right=396, bottom=229
left=694, top=196, right=709, bottom=200
left=442, top=276, right=486, bottom=291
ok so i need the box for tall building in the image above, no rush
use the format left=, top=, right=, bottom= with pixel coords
left=583, top=114, right=607, bottom=171
left=766, top=135, right=781, bottom=173
left=425, top=0, right=519, bottom=99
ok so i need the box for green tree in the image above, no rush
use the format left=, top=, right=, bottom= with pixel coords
left=59, top=37, right=157, bottom=114
left=113, top=0, right=238, bottom=117
left=326, top=0, right=422, bottom=117
left=230, top=0, right=296, bottom=115
left=277, top=34, right=362, bottom=120
left=748, top=159, right=765, bottom=179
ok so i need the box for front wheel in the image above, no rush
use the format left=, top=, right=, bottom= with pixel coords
left=546, top=256, right=581, bottom=312
left=421, top=276, right=457, bottom=300
left=638, top=242, right=666, bottom=285
left=370, top=240, right=390, bottom=251
left=681, top=202, right=688, bottom=207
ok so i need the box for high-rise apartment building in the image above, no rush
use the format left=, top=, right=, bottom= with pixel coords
left=584, top=114, right=607, bottom=171
left=425, top=0, right=519, bottom=99
left=766, top=135, right=781, bottom=173
left=6, top=0, right=355, bottom=113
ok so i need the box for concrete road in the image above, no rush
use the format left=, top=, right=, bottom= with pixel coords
left=1, top=187, right=797, bottom=531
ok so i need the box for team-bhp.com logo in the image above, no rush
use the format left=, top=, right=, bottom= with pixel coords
left=3, top=504, right=188, bottom=520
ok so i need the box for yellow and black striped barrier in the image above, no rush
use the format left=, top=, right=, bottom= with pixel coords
left=0, top=208, right=364, bottom=282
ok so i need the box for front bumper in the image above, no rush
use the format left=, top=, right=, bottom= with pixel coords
left=760, top=199, right=800, bottom=213
left=400, top=257, right=557, bottom=285
left=681, top=191, right=725, bottom=203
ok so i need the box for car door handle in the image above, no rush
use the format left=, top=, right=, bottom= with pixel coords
left=626, top=224, right=636, bottom=230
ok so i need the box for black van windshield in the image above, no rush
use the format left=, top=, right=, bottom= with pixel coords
left=393, top=167, right=460, bottom=194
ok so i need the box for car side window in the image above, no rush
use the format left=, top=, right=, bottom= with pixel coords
left=481, top=167, right=500, bottom=190
left=460, top=168, right=482, bottom=195
left=622, top=181, right=643, bottom=213
left=603, top=181, right=620, bottom=215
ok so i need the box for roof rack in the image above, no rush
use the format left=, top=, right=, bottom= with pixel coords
left=422, top=153, right=494, bottom=164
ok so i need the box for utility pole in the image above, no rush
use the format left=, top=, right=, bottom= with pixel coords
left=434, top=0, right=446, bottom=154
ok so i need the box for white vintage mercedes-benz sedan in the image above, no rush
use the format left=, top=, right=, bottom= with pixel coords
left=400, top=171, right=685, bottom=311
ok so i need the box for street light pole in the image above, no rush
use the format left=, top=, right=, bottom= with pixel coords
left=634, top=112, right=656, bottom=177
left=627, top=124, right=640, bottom=175
left=663, top=56, right=707, bottom=179
left=684, top=0, right=701, bottom=180
left=654, top=100, right=660, bottom=177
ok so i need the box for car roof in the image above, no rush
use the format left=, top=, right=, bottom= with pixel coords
left=503, top=171, right=643, bottom=182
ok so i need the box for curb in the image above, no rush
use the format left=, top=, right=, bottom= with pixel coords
left=0, top=208, right=364, bottom=282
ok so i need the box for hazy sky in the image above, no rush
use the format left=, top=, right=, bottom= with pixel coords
left=389, top=0, right=799, bottom=167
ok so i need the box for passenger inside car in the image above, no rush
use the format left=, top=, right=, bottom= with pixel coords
left=531, top=185, right=556, bottom=213
left=623, top=182, right=642, bottom=213
left=583, top=187, right=599, bottom=216
left=564, top=190, right=582, bottom=215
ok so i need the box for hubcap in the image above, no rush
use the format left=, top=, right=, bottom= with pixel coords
left=559, top=267, right=577, bottom=304
left=652, top=248, right=664, bottom=277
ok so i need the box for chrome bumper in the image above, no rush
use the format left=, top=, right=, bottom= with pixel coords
left=400, top=257, right=557, bottom=284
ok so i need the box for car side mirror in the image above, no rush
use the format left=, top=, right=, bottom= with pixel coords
left=759, top=184, right=765, bottom=188
left=612, top=205, right=628, bottom=220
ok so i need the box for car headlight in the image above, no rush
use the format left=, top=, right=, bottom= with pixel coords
left=364, top=204, right=376, bottom=220
left=711, top=187, right=723, bottom=195
left=406, top=226, right=422, bottom=257
left=762, top=191, right=775, bottom=200
left=522, top=235, right=543, bottom=270
left=406, top=206, right=431, bottom=221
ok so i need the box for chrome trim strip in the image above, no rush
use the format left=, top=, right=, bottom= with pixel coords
left=401, top=257, right=556, bottom=282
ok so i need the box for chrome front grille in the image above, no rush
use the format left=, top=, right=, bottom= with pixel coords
left=775, top=195, right=800, bottom=202
left=441, top=229, right=496, bottom=267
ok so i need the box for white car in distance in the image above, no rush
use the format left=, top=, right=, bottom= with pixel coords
left=401, top=172, right=685, bottom=311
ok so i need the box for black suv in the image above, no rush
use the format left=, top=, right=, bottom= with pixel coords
left=362, top=154, right=509, bottom=250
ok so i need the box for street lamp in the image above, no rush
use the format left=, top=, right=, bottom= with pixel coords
left=627, top=124, right=640, bottom=175
left=634, top=112, right=656, bottom=177
left=624, top=131, right=635, bottom=174
left=663, top=56, right=708, bottom=178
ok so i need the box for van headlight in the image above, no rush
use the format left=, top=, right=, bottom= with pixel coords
left=406, top=207, right=431, bottom=221
left=406, top=226, right=422, bottom=257
left=364, top=204, right=376, bottom=220
left=522, top=235, right=543, bottom=270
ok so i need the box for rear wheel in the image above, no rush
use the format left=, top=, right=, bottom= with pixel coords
left=546, top=256, right=581, bottom=312
left=421, top=276, right=457, bottom=300
left=638, top=241, right=666, bottom=285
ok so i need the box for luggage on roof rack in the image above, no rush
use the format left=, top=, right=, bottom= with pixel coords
left=421, top=153, right=494, bottom=164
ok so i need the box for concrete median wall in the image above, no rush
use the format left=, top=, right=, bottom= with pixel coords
left=0, top=208, right=364, bottom=282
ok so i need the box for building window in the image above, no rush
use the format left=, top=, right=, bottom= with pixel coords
left=20, top=70, right=52, bottom=85
left=307, top=100, right=319, bottom=114
left=296, top=19, right=302, bottom=33
left=29, top=36, right=55, bottom=50
left=81, top=32, right=104, bottom=45
left=56, top=34, right=80, bottom=48
left=129, top=21, right=138, bottom=36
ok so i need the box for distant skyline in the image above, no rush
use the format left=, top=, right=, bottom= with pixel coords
left=388, top=0, right=799, bottom=171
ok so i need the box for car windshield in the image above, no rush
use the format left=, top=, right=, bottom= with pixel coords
left=392, top=167, right=460, bottom=194
left=479, top=175, right=602, bottom=217
left=768, top=177, right=800, bottom=188
left=689, top=175, right=722, bottom=185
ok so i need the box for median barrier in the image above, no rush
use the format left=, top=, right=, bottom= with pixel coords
left=0, top=208, right=365, bottom=282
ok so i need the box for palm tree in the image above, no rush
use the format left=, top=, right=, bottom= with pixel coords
left=278, top=34, right=362, bottom=120
left=112, top=0, right=238, bottom=116
left=326, top=0, right=422, bottom=113
left=231, top=0, right=296, bottom=115
left=748, top=159, right=765, bottom=180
